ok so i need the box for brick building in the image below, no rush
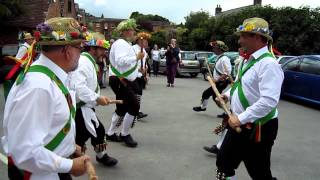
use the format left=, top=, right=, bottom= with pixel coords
left=0, top=0, right=78, bottom=47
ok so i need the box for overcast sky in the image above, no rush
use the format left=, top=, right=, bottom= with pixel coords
left=75, top=0, right=320, bottom=23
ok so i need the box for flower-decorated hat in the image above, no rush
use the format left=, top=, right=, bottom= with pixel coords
left=34, top=17, right=85, bottom=46
left=85, top=32, right=110, bottom=49
left=136, top=32, right=151, bottom=41
left=116, top=19, right=137, bottom=32
left=236, top=17, right=272, bottom=42
left=210, top=40, right=229, bottom=52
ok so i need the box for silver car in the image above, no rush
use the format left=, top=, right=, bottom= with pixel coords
left=159, top=51, right=200, bottom=77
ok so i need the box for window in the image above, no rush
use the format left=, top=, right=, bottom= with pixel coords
left=68, top=0, right=72, bottom=13
left=282, top=59, right=300, bottom=71
left=300, top=57, right=320, bottom=75
left=279, top=57, right=294, bottom=64
left=181, top=52, right=196, bottom=61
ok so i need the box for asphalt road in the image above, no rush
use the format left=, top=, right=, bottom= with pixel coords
left=0, top=75, right=319, bottom=180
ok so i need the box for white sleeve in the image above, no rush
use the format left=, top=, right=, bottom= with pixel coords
left=222, top=57, right=232, bottom=75
left=73, top=61, right=99, bottom=106
left=114, top=41, right=137, bottom=66
left=7, top=88, right=73, bottom=173
left=15, top=46, right=28, bottom=59
left=238, top=61, right=284, bottom=124
left=143, top=49, right=147, bottom=67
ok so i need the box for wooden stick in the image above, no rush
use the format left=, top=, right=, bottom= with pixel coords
left=207, top=75, right=241, bottom=133
left=109, top=100, right=123, bottom=104
left=205, top=57, right=214, bottom=80
left=86, top=160, right=98, bottom=180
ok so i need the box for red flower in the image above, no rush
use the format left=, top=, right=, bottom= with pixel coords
left=34, top=31, right=41, bottom=41
left=70, top=32, right=79, bottom=39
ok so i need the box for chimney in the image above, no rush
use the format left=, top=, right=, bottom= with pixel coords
left=215, top=5, right=222, bottom=15
left=254, top=0, right=262, bottom=6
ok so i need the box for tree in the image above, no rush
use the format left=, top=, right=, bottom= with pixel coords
left=181, top=5, right=320, bottom=54
left=129, top=11, right=170, bottom=23
left=149, top=30, right=167, bottom=49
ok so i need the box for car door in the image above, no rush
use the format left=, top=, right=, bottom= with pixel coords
left=298, top=57, right=320, bottom=103
left=282, top=58, right=302, bottom=96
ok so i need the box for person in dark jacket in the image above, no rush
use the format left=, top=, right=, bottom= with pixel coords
left=165, top=39, right=180, bottom=87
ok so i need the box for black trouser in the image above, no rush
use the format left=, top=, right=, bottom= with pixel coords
left=216, top=118, right=278, bottom=180
left=136, top=77, right=146, bottom=93
left=202, top=80, right=229, bottom=100
left=109, top=76, right=140, bottom=116
left=75, top=109, right=106, bottom=148
left=153, top=61, right=159, bottom=76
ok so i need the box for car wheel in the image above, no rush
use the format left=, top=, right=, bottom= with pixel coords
left=190, top=73, right=198, bottom=78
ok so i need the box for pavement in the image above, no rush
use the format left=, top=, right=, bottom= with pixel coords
left=0, top=75, right=320, bottom=180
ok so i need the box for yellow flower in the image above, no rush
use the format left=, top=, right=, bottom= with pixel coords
left=244, top=24, right=255, bottom=31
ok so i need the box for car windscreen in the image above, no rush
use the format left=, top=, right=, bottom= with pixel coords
left=181, top=52, right=196, bottom=61
left=197, top=53, right=213, bottom=59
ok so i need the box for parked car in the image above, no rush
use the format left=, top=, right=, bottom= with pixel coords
left=159, top=51, right=200, bottom=77
left=195, top=51, right=214, bottom=68
left=201, top=52, right=239, bottom=81
left=281, top=55, right=320, bottom=105
left=276, top=55, right=296, bottom=64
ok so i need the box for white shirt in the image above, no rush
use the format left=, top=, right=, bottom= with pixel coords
left=70, top=53, right=100, bottom=137
left=109, top=39, right=138, bottom=81
left=151, top=49, right=160, bottom=61
left=15, top=42, right=30, bottom=59
left=213, top=55, right=232, bottom=81
left=1, top=54, right=75, bottom=180
left=132, top=44, right=147, bottom=78
left=225, top=46, right=284, bottom=124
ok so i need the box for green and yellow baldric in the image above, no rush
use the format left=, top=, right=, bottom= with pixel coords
left=76, top=52, right=100, bottom=108
left=110, top=62, right=138, bottom=79
left=18, top=65, right=76, bottom=151
left=230, top=52, right=277, bottom=142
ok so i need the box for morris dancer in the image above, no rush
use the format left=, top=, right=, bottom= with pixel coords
left=72, top=32, right=118, bottom=166
left=106, top=19, right=144, bottom=148
left=2, top=17, right=90, bottom=180
left=215, top=17, right=283, bottom=180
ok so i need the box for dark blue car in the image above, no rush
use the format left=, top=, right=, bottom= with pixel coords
left=281, top=55, right=320, bottom=106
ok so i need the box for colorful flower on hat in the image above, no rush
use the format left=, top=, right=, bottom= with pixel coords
left=51, top=31, right=59, bottom=41
left=244, top=24, right=255, bottom=31
left=33, top=31, right=41, bottom=41
left=36, top=23, right=53, bottom=34
left=238, top=25, right=244, bottom=31
left=96, top=39, right=110, bottom=49
left=70, top=32, right=80, bottom=39
left=57, top=31, right=67, bottom=40
left=137, top=32, right=151, bottom=40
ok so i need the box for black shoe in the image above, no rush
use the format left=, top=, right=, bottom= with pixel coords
left=106, top=133, right=122, bottom=142
left=120, top=134, right=138, bottom=147
left=193, top=106, right=206, bottom=112
left=217, top=113, right=227, bottom=118
left=96, top=154, right=118, bottom=166
left=203, top=145, right=219, bottom=154
left=137, top=112, right=148, bottom=119
left=166, top=84, right=170, bottom=87
left=272, top=178, right=278, bottom=180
